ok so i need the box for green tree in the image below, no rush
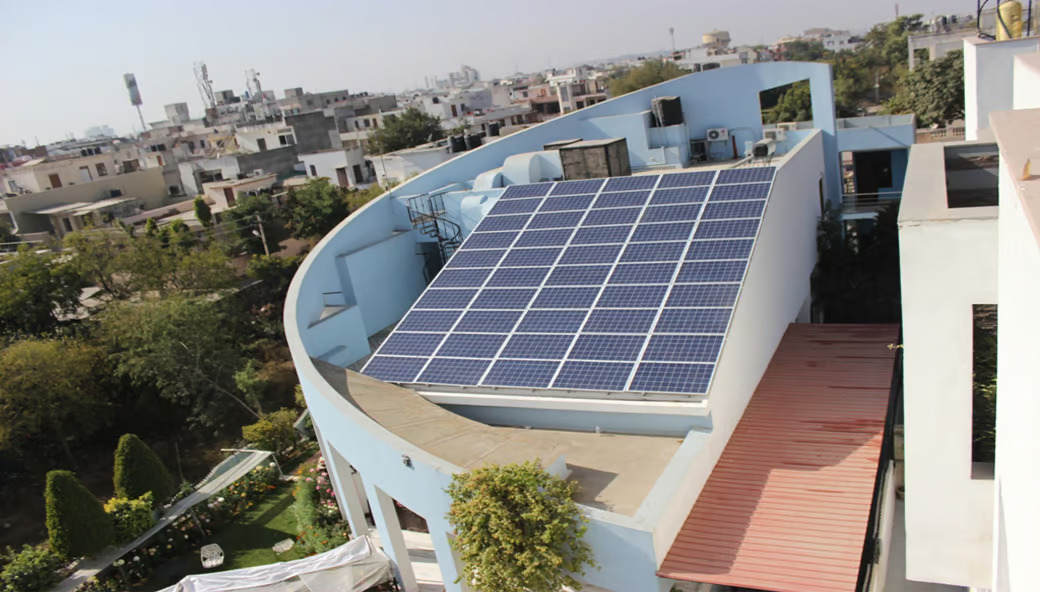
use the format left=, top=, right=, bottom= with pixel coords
left=0, top=247, right=83, bottom=337
left=45, top=470, right=114, bottom=558
left=98, top=295, right=257, bottom=426
left=104, top=492, right=155, bottom=543
left=607, top=60, right=688, bottom=97
left=0, top=544, right=64, bottom=592
left=144, top=218, right=158, bottom=238
left=113, top=434, right=175, bottom=504
left=781, top=40, right=828, bottom=62
left=346, top=184, right=385, bottom=211
left=193, top=196, right=213, bottom=227
left=220, top=193, right=287, bottom=255
left=887, top=50, right=964, bottom=126
left=368, top=107, right=445, bottom=154
left=242, top=408, right=298, bottom=456
left=446, top=461, right=596, bottom=592
left=284, top=178, right=351, bottom=240
left=64, top=230, right=131, bottom=298
left=763, top=80, right=813, bottom=124
left=0, top=339, right=110, bottom=463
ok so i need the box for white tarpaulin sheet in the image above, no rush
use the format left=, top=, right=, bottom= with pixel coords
left=158, top=536, right=393, bottom=592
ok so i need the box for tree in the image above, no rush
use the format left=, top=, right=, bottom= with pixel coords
left=193, top=196, right=213, bottom=227
left=220, top=193, right=287, bottom=255
left=113, top=434, right=175, bottom=503
left=0, top=339, right=110, bottom=463
left=887, top=50, right=964, bottom=126
left=45, top=470, right=114, bottom=558
left=346, top=184, right=385, bottom=211
left=762, top=81, right=813, bottom=124
left=64, top=230, right=130, bottom=298
left=0, top=247, right=83, bottom=337
left=781, top=40, right=828, bottom=62
left=607, top=60, right=688, bottom=97
left=98, top=295, right=257, bottom=427
left=242, top=408, right=298, bottom=456
left=446, top=461, right=596, bottom=592
left=368, top=107, right=444, bottom=154
left=284, top=178, right=351, bottom=240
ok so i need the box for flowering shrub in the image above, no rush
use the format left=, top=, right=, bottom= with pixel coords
left=0, top=545, right=63, bottom=592
left=291, top=461, right=349, bottom=554
left=104, top=493, right=155, bottom=543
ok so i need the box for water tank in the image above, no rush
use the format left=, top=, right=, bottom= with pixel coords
left=701, top=29, right=731, bottom=50
left=464, top=133, right=482, bottom=150
left=487, top=121, right=501, bottom=137
left=997, top=1, right=1023, bottom=40
left=449, top=135, right=467, bottom=153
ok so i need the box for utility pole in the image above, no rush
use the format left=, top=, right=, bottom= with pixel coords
left=874, top=71, right=881, bottom=104
left=254, top=214, right=270, bottom=256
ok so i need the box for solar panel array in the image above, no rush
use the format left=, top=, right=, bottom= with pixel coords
left=361, top=166, right=776, bottom=396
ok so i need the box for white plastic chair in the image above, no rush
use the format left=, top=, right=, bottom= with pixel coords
left=200, top=543, right=224, bottom=568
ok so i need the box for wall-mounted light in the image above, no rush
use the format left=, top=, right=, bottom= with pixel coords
left=401, top=455, right=412, bottom=468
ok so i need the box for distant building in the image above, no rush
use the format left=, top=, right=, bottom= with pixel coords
left=84, top=125, right=116, bottom=138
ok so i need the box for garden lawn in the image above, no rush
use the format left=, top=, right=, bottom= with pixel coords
left=206, top=483, right=307, bottom=570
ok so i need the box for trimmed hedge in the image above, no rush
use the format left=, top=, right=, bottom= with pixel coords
left=45, top=470, right=114, bottom=559
left=113, top=434, right=175, bottom=505
left=104, top=493, right=155, bottom=544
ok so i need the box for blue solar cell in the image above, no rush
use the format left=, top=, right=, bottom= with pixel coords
left=514, top=228, right=574, bottom=247
left=702, top=200, right=766, bottom=220
left=464, top=232, right=518, bottom=249
left=553, top=361, right=633, bottom=391
left=527, top=211, right=584, bottom=229
left=654, top=308, right=732, bottom=334
left=709, top=183, right=771, bottom=201
left=630, top=363, right=713, bottom=394
left=379, top=332, right=447, bottom=356
left=609, top=263, right=677, bottom=284
left=446, top=249, right=505, bottom=268
left=499, top=247, right=562, bottom=267
left=546, top=265, right=612, bottom=286
left=593, top=191, right=652, bottom=209
left=500, top=183, right=553, bottom=199
left=436, top=333, right=507, bottom=358
left=550, top=179, right=604, bottom=195
left=571, top=225, right=632, bottom=244
left=716, top=167, right=775, bottom=184
left=362, top=356, right=426, bottom=383
left=666, top=284, right=740, bottom=307
left=650, top=186, right=710, bottom=205
left=582, top=309, right=657, bottom=333
left=531, top=287, right=600, bottom=309
left=540, top=195, right=595, bottom=212
left=642, top=335, right=723, bottom=363
left=431, top=268, right=492, bottom=288
left=397, top=310, right=462, bottom=332
left=414, top=289, right=477, bottom=309
left=581, top=207, right=642, bottom=227
left=482, top=360, right=560, bottom=388
left=598, top=285, right=668, bottom=308
left=620, top=242, right=685, bottom=262
left=486, top=267, right=551, bottom=287
left=685, top=239, right=755, bottom=261
left=516, top=310, right=588, bottom=333
left=500, top=334, right=574, bottom=359
left=489, top=198, right=542, bottom=215
left=569, top=334, right=646, bottom=361
left=455, top=310, right=523, bottom=333
left=640, top=204, right=702, bottom=223
left=470, top=289, right=537, bottom=309
left=475, top=214, right=530, bottom=232
left=558, top=244, right=622, bottom=265
left=418, top=358, right=491, bottom=384
left=629, top=222, right=695, bottom=242
left=694, top=219, right=760, bottom=240
left=603, top=176, right=658, bottom=191
left=658, top=171, right=716, bottom=188
left=677, top=260, right=748, bottom=283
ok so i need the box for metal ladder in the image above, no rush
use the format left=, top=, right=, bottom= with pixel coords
left=405, top=192, right=463, bottom=277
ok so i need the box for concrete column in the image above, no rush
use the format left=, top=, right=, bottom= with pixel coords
left=366, top=483, right=419, bottom=592
left=326, top=447, right=371, bottom=538
left=426, top=520, right=472, bottom=592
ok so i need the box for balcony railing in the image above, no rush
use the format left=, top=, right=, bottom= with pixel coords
left=842, top=190, right=902, bottom=216
left=915, top=126, right=965, bottom=143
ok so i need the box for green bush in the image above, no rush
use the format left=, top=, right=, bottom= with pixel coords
left=242, top=409, right=298, bottom=456
left=113, top=434, right=175, bottom=505
left=291, top=462, right=348, bottom=554
left=0, top=544, right=63, bottom=592
left=104, top=493, right=155, bottom=544
left=45, top=470, right=114, bottom=559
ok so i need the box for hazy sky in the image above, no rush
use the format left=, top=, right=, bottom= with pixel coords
left=2, top=0, right=964, bottom=145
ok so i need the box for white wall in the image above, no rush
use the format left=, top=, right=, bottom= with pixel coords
left=235, top=125, right=295, bottom=153
left=301, top=148, right=368, bottom=188
left=1012, top=53, right=1040, bottom=109
left=964, top=37, right=1040, bottom=140
left=898, top=146, right=996, bottom=588
left=373, top=148, right=453, bottom=187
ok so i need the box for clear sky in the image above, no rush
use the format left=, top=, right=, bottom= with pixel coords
left=1, top=0, right=965, bottom=145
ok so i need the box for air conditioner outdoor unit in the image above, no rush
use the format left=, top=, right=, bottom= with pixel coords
left=706, top=128, right=729, bottom=142
left=777, top=122, right=798, bottom=131
left=752, top=138, right=776, bottom=158
left=763, top=129, right=786, bottom=142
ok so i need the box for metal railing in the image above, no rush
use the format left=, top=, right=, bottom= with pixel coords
left=842, top=190, right=902, bottom=215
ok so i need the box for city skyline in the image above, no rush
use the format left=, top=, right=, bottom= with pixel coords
left=2, top=0, right=962, bottom=145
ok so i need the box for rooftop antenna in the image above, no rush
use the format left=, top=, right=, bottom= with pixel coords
left=123, top=73, right=146, bottom=133
left=195, top=62, right=217, bottom=111
left=669, top=27, right=676, bottom=55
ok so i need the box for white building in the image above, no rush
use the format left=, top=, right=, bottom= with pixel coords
left=300, top=147, right=373, bottom=189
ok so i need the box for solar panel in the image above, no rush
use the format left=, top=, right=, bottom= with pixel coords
left=489, top=198, right=543, bottom=215
left=486, top=267, right=551, bottom=287
left=482, top=360, right=559, bottom=388
left=362, top=166, right=777, bottom=396
left=603, top=176, right=658, bottom=191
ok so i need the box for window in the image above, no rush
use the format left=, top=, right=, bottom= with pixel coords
left=364, top=119, right=371, bottom=128
left=309, top=165, right=318, bottom=177
left=48, top=173, right=62, bottom=188
left=169, top=185, right=180, bottom=196
left=199, top=139, right=206, bottom=148
left=62, top=218, right=73, bottom=232
left=156, top=154, right=164, bottom=166
left=257, top=138, right=267, bottom=151
left=355, top=121, right=360, bottom=130
left=79, top=166, right=92, bottom=182
left=279, top=134, right=293, bottom=146
left=188, top=141, right=196, bottom=152
left=451, top=104, right=458, bottom=117
left=972, top=304, right=997, bottom=466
